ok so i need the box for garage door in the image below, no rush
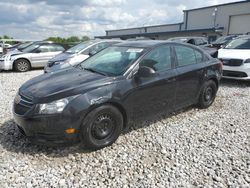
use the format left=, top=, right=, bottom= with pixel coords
left=228, top=14, right=250, bottom=35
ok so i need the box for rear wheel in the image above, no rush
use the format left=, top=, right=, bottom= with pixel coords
left=80, top=105, right=123, bottom=150
left=198, top=80, right=217, bottom=109
left=14, top=59, right=31, bottom=72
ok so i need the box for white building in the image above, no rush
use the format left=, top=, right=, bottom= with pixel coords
left=96, top=1, right=250, bottom=42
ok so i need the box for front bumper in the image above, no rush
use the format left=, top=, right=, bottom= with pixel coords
left=222, top=65, right=250, bottom=81
left=13, top=112, right=81, bottom=145
left=0, top=58, right=13, bottom=70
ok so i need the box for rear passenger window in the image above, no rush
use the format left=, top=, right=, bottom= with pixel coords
left=140, top=45, right=172, bottom=71
left=175, top=46, right=196, bottom=66
left=194, top=50, right=203, bottom=63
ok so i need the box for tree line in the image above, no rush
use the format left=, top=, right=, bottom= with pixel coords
left=0, top=35, right=90, bottom=45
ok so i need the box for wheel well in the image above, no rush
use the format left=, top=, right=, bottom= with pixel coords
left=102, top=102, right=128, bottom=129
left=13, top=58, right=31, bottom=69
left=208, top=77, right=219, bottom=89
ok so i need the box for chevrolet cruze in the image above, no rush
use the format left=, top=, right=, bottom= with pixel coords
left=13, top=41, right=222, bottom=150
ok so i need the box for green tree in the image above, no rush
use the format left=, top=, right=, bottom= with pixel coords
left=45, top=36, right=90, bottom=45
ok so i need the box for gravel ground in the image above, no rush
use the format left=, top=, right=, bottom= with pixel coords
left=0, top=70, right=249, bottom=187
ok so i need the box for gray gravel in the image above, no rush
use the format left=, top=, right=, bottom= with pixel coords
left=0, top=70, right=249, bottom=187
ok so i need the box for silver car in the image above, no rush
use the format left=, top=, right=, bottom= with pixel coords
left=0, top=42, right=66, bottom=72
left=44, top=39, right=121, bottom=73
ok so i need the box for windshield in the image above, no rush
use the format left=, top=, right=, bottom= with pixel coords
left=22, top=44, right=40, bottom=53
left=214, top=36, right=232, bottom=43
left=66, top=41, right=95, bottom=54
left=79, top=46, right=145, bottom=76
left=225, top=38, right=250, bottom=49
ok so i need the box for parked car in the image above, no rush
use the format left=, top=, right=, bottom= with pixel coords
left=168, top=37, right=209, bottom=46
left=0, top=43, right=12, bottom=54
left=44, top=39, right=121, bottom=73
left=167, top=36, right=218, bottom=57
left=211, top=35, right=238, bottom=49
left=218, top=36, right=250, bottom=80
left=13, top=41, right=222, bottom=149
left=4, top=42, right=34, bottom=54
left=0, top=42, right=67, bottom=72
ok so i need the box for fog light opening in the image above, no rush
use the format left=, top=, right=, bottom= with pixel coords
left=65, top=128, right=76, bottom=134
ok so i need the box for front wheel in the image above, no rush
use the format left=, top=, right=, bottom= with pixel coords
left=80, top=105, right=123, bottom=150
left=198, top=80, right=217, bottom=109
left=14, top=59, right=31, bottom=72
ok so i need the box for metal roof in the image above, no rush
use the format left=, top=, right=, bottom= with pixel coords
left=96, top=28, right=219, bottom=39
left=106, top=23, right=183, bottom=32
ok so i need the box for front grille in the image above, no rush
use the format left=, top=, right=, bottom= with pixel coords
left=223, top=70, right=248, bottom=78
left=14, top=93, right=34, bottom=115
left=221, top=59, right=243, bottom=66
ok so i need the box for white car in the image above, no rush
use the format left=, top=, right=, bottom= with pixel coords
left=218, top=36, right=250, bottom=80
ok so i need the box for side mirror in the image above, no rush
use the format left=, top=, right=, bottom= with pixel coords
left=137, top=66, right=155, bottom=78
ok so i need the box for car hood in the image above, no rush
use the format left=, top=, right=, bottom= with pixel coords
left=49, top=52, right=75, bottom=62
left=200, top=46, right=217, bottom=55
left=218, top=49, right=250, bottom=60
left=19, top=67, right=116, bottom=103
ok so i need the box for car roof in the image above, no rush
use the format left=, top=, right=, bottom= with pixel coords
left=90, top=39, right=122, bottom=43
left=114, top=40, right=171, bottom=48
left=170, top=36, right=206, bottom=40
left=236, top=35, right=250, bottom=40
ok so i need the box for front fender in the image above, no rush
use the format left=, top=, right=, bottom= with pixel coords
left=63, top=85, right=117, bottom=122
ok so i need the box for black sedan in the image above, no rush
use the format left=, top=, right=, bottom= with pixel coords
left=13, top=41, right=222, bottom=150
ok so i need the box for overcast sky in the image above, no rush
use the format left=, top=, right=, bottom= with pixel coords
left=0, top=0, right=244, bottom=39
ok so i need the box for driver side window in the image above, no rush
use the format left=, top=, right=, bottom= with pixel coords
left=37, top=45, right=50, bottom=53
left=140, top=45, right=172, bottom=72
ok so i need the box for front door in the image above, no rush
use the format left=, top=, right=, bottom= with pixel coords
left=31, top=44, right=62, bottom=67
left=124, top=45, right=177, bottom=120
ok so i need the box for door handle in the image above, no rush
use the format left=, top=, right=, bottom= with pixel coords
left=166, top=78, right=176, bottom=83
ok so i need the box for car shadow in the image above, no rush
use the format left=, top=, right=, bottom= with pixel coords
left=0, top=119, right=93, bottom=157
left=0, top=107, right=194, bottom=156
left=220, top=78, right=250, bottom=87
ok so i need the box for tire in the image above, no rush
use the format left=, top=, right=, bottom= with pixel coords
left=80, top=105, right=123, bottom=150
left=14, top=59, right=31, bottom=72
left=198, top=80, right=217, bottom=109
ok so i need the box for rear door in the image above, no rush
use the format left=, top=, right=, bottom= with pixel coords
left=173, top=45, right=206, bottom=109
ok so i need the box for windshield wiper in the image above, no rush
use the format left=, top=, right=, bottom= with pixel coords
left=83, top=67, right=107, bottom=76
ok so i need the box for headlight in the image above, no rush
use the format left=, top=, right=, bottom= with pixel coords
left=244, top=59, right=250, bottom=64
left=54, top=61, right=66, bottom=65
left=38, top=96, right=78, bottom=114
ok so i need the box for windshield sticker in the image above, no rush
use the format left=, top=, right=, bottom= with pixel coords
left=126, top=48, right=143, bottom=53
